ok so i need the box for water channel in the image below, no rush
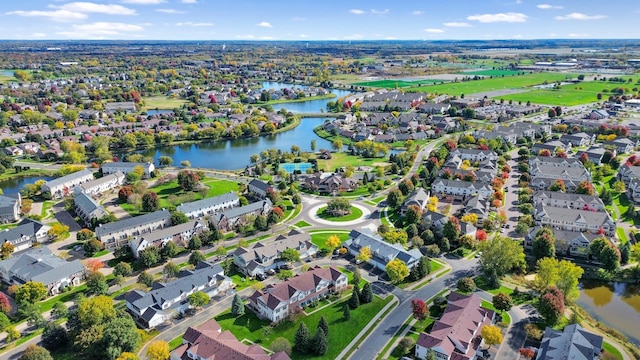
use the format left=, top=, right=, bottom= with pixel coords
left=577, top=280, right=640, bottom=345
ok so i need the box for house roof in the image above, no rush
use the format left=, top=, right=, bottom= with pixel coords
left=130, top=219, right=206, bottom=249
left=535, top=204, right=614, bottom=227
left=102, top=162, right=153, bottom=170
left=533, top=190, right=605, bottom=208
left=233, top=229, right=316, bottom=266
left=345, top=229, right=422, bottom=268
left=0, top=194, right=19, bottom=209
left=43, top=168, right=94, bottom=189
left=0, top=247, right=84, bottom=286
left=74, top=192, right=108, bottom=219
left=537, top=324, right=602, bottom=360
left=176, top=191, right=239, bottom=215
left=78, top=172, right=125, bottom=192
left=248, top=179, right=272, bottom=192
left=213, top=199, right=272, bottom=223
left=96, top=209, right=171, bottom=238
left=0, top=218, right=49, bottom=245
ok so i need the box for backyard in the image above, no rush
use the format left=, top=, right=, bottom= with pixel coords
left=141, top=95, right=188, bottom=111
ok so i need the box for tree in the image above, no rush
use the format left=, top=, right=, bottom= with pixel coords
left=277, top=270, right=294, bottom=280
left=409, top=256, right=430, bottom=281
left=254, top=214, right=268, bottom=231
left=101, top=316, right=141, bottom=360
left=343, top=303, right=351, bottom=320
left=1, top=241, right=14, bottom=259
left=532, top=227, right=556, bottom=261
left=492, top=292, right=513, bottom=313
left=411, top=299, right=428, bottom=322
left=386, top=189, right=403, bottom=209
left=271, top=337, right=292, bottom=356
left=158, top=156, right=173, bottom=167
left=14, top=281, right=47, bottom=305
left=41, top=322, right=68, bottom=351
left=294, top=322, right=311, bottom=354
left=177, top=170, right=199, bottom=191
left=19, top=344, right=53, bottom=360
left=146, top=340, right=170, bottom=360
left=576, top=180, right=595, bottom=195
left=548, top=179, right=566, bottom=192
left=519, top=348, right=536, bottom=359
left=188, top=250, right=206, bottom=265
left=426, top=349, right=437, bottom=360
left=280, top=248, right=301, bottom=263
left=481, top=325, right=503, bottom=348
left=360, top=283, right=373, bottom=304
left=47, top=223, right=69, bottom=241
left=405, top=204, right=422, bottom=224
left=163, top=262, right=180, bottom=279
left=231, top=293, right=245, bottom=316
left=331, top=139, right=343, bottom=152
left=161, top=241, right=179, bottom=259
left=0, top=292, right=11, bottom=314
left=84, top=258, right=105, bottom=272
left=188, top=236, right=202, bottom=250
left=188, top=291, right=210, bottom=309
left=0, top=312, right=9, bottom=331
left=600, top=244, right=621, bottom=272
left=539, top=287, right=565, bottom=326
left=139, top=246, right=160, bottom=268
left=349, top=286, right=360, bottom=309
left=478, top=236, right=526, bottom=287
left=113, top=262, right=133, bottom=277
left=52, top=302, right=68, bottom=319
left=312, top=327, right=328, bottom=355
left=535, top=257, right=584, bottom=302
left=142, top=192, right=159, bottom=212
left=357, top=246, right=372, bottom=263
left=138, top=271, right=154, bottom=287
left=612, top=180, right=626, bottom=194
left=170, top=211, right=189, bottom=225
left=325, top=235, right=342, bottom=252
left=86, top=271, right=109, bottom=296
left=318, top=316, right=329, bottom=336
left=116, top=353, right=139, bottom=360
left=457, top=277, right=476, bottom=293
left=386, top=258, right=409, bottom=284
left=443, top=217, right=460, bottom=243
left=6, top=326, right=20, bottom=342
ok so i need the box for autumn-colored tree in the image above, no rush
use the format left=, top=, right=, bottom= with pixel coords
left=0, top=292, right=11, bottom=314
left=476, top=230, right=487, bottom=242
left=47, top=223, right=69, bottom=241
left=84, top=258, right=105, bottom=272
left=146, top=340, right=169, bottom=360
left=576, top=180, right=595, bottom=196
left=461, top=213, right=478, bottom=225
left=142, top=191, right=159, bottom=212
left=492, top=292, right=513, bottom=313
left=519, top=348, right=535, bottom=359
left=1, top=242, right=14, bottom=259
left=356, top=246, right=371, bottom=263
left=539, top=286, right=565, bottom=326
left=386, top=258, right=409, bottom=284
left=548, top=179, right=566, bottom=192
left=410, top=299, right=428, bottom=323
left=481, top=325, right=503, bottom=348
left=324, top=235, right=342, bottom=252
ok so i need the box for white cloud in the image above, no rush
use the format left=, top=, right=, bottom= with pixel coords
left=53, top=2, right=136, bottom=15
left=257, top=21, right=272, bottom=28
left=443, top=22, right=471, bottom=27
left=568, top=33, right=589, bottom=37
left=424, top=28, right=444, bottom=33
left=235, top=34, right=255, bottom=39
left=537, top=4, right=564, bottom=9
left=371, top=9, right=389, bottom=15
left=344, top=34, right=363, bottom=40
left=57, top=21, right=144, bottom=38
left=555, top=13, right=606, bottom=20
left=156, top=9, right=186, bottom=14
left=349, top=9, right=365, bottom=15
left=467, top=12, right=528, bottom=23
left=32, top=33, right=46, bottom=37
left=258, top=36, right=275, bottom=40
left=299, top=34, right=308, bottom=38
left=176, top=21, right=213, bottom=27
left=5, top=9, right=87, bottom=22
left=291, top=16, right=305, bottom=22
left=384, top=36, right=397, bottom=40
left=412, top=11, right=423, bottom=15
left=120, top=0, right=165, bottom=4
left=181, top=0, right=197, bottom=3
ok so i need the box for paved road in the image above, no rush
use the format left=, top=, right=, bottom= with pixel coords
left=349, top=256, right=479, bottom=359
left=14, top=161, right=64, bottom=171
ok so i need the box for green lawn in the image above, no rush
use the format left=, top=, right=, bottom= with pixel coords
left=474, top=276, right=513, bottom=295
left=603, top=341, right=624, bottom=360
left=463, top=69, right=523, bottom=77
left=92, top=249, right=110, bottom=258
left=294, top=220, right=312, bottom=228
left=142, top=95, right=187, bottom=110
left=314, top=149, right=390, bottom=171
left=317, top=206, right=363, bottom=222
left=481, top=300, right=511, bottom=325
left=229, top=271, right=260, bottom=291
left=41, top=200, right=55, bottom=218
left=310, top=231, right=350, bottom=250
left=352, top=79, right=443, bottom=89
left=279, top=199, right=295, bottom=220
left=215, top=295, right=392, bottom=360
left=169, top=336, right=184, bottom=351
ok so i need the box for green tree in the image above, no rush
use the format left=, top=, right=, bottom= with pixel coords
left=161, top=241, right=179, bottom=259
left=163, top=262, right=180, bottom=279
left=177, top=170, right=199, bottom=191
left=170, top=211, right=189, bottom=225
left=188, top=250, right=206, bottom=265
left=254, top=215, right=268, bottom=231
left=188, top=236, right=202, bottom=250
left=86, top=271, right=109, bottom=296
left=318, top=316, right=329, bottom=336
left=142, top=192, right=159, bottom=212
left=139, top=246, right=160, bottom=268
left=532, top=227, right=556, bottom=261
left=1, top=241, right=14, bottom=259
left=188, top=291, right=210, bottom=309
left=277, top=269, right=294, bottom=280
left=409, top=256, right=430, bottom=281
left=492, top=292, right=513, bottom=313
left=331, top=139, right=343, bottom=152
left=52, top=302, right=68, bottom=319
left=294, top=322, right=311, bottom=354
left=457, top=277, right=476, bottom=293
left=231, top=293, right=245, bottom=316
left=386, top=258, right=409, bottom=284
left=600, top=245, right=621, bottom=272
left=426, top=349, right=437, bottom=360
left=102, top=316, right=141, bottom=360
left=443, top=217, right=460, bottom=243
left=478, top=236, right=526, bottom=287
left=158, top=156, right=173, bottom=167
left=83, top=238, right=102, bottom=257
left=15, top=281, right=47, bottom=305
left=343, top=303, right=351, bottom=319
left=360, top=283, right=373, bottom=304
left=41, top=322, right=68, bottom=351
left=137, top=271, right=154, bottom=287
left=113, top=262, right=133, bottom=277
left=0, top=311, right=12, bottom=330
left=535, top=257, right=584, bottom=302
left=19, top=344, right=53, bottom=360
left=312, top=327, right=328, bottom=355
left=280, top=248, right=301, bottom=263
left=386, top=189, right=403, bottom=209
left=349, top=286, right=360, bottom=309
left=271, top=337, right=292, bottom=356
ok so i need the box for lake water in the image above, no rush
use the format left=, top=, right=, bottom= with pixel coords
left=1, top=70, right=14, bottom=77
left=577, top=280, right=640, bottom=345
left=0, top=175, right=54, bottom=194
left=262, top=82, right=353, bottom=113
left=146, top=109, right=174, bottom=115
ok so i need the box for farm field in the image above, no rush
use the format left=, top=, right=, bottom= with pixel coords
left=352, top=79, right=444, bottom=88
left=462, top=69, right=523, bottom=77
left=495, top=79, right=640, bottom=106
left=142, top=95, right=188, bottom=110
left=407, top=72, right=578, bottom=96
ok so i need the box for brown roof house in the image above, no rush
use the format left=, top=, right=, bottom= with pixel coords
left=248, top=266, right=347, bottom=323
left=415, top=293, right=495, bottom=360
left=170, top=319, right=290, bottom=360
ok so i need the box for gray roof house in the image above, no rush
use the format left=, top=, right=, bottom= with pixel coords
left=533, top=190, right=605, bottom=212
left=534, top=203, right=616, bottom=236
left=96, top=209, right=172, bottom=248
left=130, top=219, right=208, bottom=258
left=233, top=229, right=318, bottom=277
left=344, top=230, right=422, bottom=271
left=125, top=261, right=232, bottom=328
left=102, top=162, right=155, bottom=179
left=176, top=191, right=239, bottom=219
left=0, top=218, right=51, bottom=253
left=211, top=199, right=272, bottom=231
left=526, top=226, right=600, bottom=258
left=529, top=156, right=582, bottom=168
left=248, top=179, right=273, bottom=198
left=74, top=192, right=109, bottom=226
left=0, top=247, right=84, bottom=295
left=401, top=187, right=430, bottom=216
left=41, top=169, right=95, bottom=199
left=530, top=164, right=591, bottom=182
left=0, top=193, right=21, bottom=223
left=75, top=171, right=125, bottom=196
left=536, top=324, right=602, bottom=360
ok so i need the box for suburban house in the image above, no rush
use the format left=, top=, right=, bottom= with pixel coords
left=529, top=156, right=583, bottom=168
left=526, top=226, right=601, bottom=258
left=248, top=179, right=272, bottom=198
left=401, top=187, right=430, bottom=216
left=576, top=146, right=610, bottom=165
left=0, top=218, right=51, bottom=253
left=603, top=138, right=637, bottom=154
left=559, top=133, right=595, bottom=147
left=96, top=209, right=172, bottom=248
left=300, top=173, right=358, bottom=194
left=210, top=199, right=272, bottom=231
left=534, top=204, right=616, bottom=236
left=41, top=169, right=95, bottom=199
left=0, top=193, right=21, bottom=222
left=105, top=101, right=136, bottom=113
left=432, top=179, right=493, bottom=199
left=618, top=163, right=640, bottom=184
left=125, top=261, right=232, bottom=329
left=0, top=247, right=85, bottom=295
left=247, top=266, right=347, bottom=323
left=74, top=192, right=109, bottom=226
left=532, top=140, right=571, bottom=155
left=529, top=164, right=591, bottom=182
left=529, top=178, right=582, bottom=193
left=75, top=171, right=125, bottom=196
left=463, top=195, right=491, bottom=221
left=129, top=219, right=208, bottom=258
left=533, top=191, right=606, bottom=212
left=448, top=149, right=498, bottom=162
left=535, top=324, right=603, bottom=360
left=421, top=211, right=449, bottom=234
left=415, top=293, right=495, bottom=360
left=176, top=191, right=239, bottom=219
left=233, top=229, right=318, bottom=277
left=344, top=230, right=422, bottom=271
left=170, top=319, right=291, bottom=360
left=102, top=161, right=155, bottom=179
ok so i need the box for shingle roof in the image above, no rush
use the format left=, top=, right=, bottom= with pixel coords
left=0, top=247, right=84, bottom=286
left=249, top=179, right=272, bottom=192
left=96, top=209, right=171, bottom=238
left=74, top=192, right=108, bottom=219
left=102, top=162, right=152, bottom=170
left=537, top=324, right=602, bottom=360
left=78, top=172, right=124, bottom=192
left=44, top=168, right=94, bottom=189
left=0, top=218, right=47, bottom=245
left=345, top=229, right=422, bottom=268
left=176, top=191, right=239, bottom=215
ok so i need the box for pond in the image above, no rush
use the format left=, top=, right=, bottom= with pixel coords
left=0, top=175, right=54, bottom=194
left=145, top=109, right=174, bottom=115
left=577, top=280, right=640, bottom=346
left=262, top=82, right=353, bottom=114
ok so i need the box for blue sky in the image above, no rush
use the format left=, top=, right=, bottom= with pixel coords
left=1, top=0, right=639, bottom=40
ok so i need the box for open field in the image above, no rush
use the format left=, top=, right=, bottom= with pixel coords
left=353, top=79, right=444, bottom=88
left=496, top=79, right=640, bottom=106
left=313, top=149, right=389, bottom=171
left=407, top=72, right=578, bottom=96
left=310, top=231, right=350, bottom=250
left=142, top=95, right=188, bottom=110
left=462, top=69, right=522, bottom=77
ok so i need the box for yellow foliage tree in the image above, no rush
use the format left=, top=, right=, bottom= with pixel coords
left=116, top=353, right=139, bottom=360
left=385, top=259, right=409, bottom=284
left=146, top=340, right=170, bottom=360
left=427, top=197, right=438, bottom=212
left=461, top=213, right=479, bottom=225
left=460, top=159, right=471, bottom=170
left=325, top=235, right=342, bottom=252
left=356, top=246, right=371, bottom=262
left=481, top=325, right=503, bottom=348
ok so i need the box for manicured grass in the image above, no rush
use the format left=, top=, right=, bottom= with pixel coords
left=202, top=178, right=240, bottom=198
left=463, top=69, right=523, bottom=77
left=294, top=220, right=312, bottom=228
left=229, top=271, right=260, bottom=291
left=475, top=276, right=513, bottom=295
left=603, top=341, right=624, bottom=360
left=481, top=300, right=511, bottom=325
left=313, top=149, right=390, bottom=171
left=317, top=206, right=363, bottom=222
left=352, top=79, right=442, bottom=88
left=310, top=231, right=350, bottom=250
left=41, top=200, right=55, bottom=218
left=215, top=295, right=392, bottom=360
left=429, top=259, right=443, bottom=273
left=38, top=284, right=88, bottom=313
left=408, top=72, right=577, bottom=96
left=279, top=199, right=295, bottom=220
left=617, top=227, right=628, bottom=243
left=169, top=336, right=184, bottom=351
left=92, top=249, right=110, bottom=258
left=142, top=95, right=187, bottom=110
